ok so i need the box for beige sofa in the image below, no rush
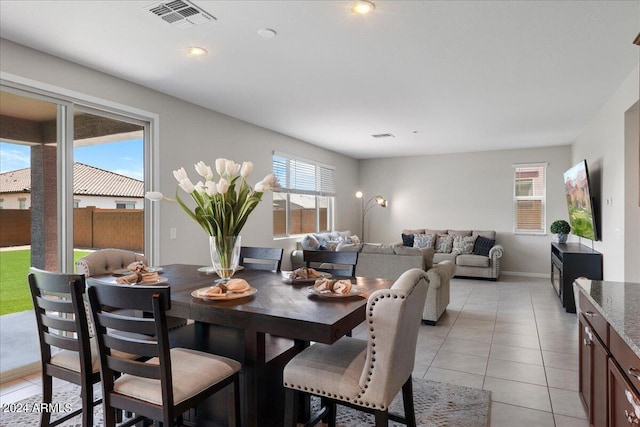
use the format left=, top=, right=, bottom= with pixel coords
left=291, top=242, right=455, bottom=325
left=402, top=228, right=504, bottom=280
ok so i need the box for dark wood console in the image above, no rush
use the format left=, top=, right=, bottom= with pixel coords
left=551, top=242, right=602, bottom=313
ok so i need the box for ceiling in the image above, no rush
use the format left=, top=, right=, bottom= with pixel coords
left=1, top=1, right=638, bottom=159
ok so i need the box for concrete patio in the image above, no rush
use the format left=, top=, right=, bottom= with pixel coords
left=0, top=310, right=40, bottom=382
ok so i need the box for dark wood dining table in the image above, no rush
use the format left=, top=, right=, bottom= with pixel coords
left=155, top=264, right=393, bottom=427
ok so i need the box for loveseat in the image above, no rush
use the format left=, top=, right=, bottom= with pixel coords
left=402, top=228, right=504, bottom=280
left=291, top=236, right=455, bottom=324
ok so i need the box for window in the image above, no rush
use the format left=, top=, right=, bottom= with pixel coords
left=18, top=197, right=26, bottom=210
left=116, top=202, right=136, bottom=209
left=513, top=163, right=547, bottom=234
left=0, top=198, right=3, bottom=209
left=73, top=200, right=80, bottom=208
left=272, top=153, right=335, bottom=236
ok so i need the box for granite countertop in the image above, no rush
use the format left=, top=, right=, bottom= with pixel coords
left=574, top=278, right=640, bottom=358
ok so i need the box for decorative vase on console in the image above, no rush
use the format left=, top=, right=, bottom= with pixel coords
left=550, top=220, right=571, bottom=244
left=146, top=158, right=279, bottom=283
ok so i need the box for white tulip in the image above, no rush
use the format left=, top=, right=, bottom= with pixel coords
left=240, top=161, right=254, bottom=178
left=225, top=159, right=240, bottom=177
left=194, top=181, right=206, bottom=195
left=194, top=161, right=213, bottom=180
left=257, top=173, right=279, bottom=192
left=145, top=191, right=164, bottom=201
left=173, top=167, right=189, bottom=183
left=178, top=178, right=195, bottom=194
left=217, top=178, right=229, bottom=194
left=205, top=180, right=218, bottom=196
left=215, top=158, right=227, bottom=176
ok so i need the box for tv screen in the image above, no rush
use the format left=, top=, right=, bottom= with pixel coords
left=563, top=160, right=598, bottom=240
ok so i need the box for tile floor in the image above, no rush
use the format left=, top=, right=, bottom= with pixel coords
left=0, top=275, right=588, bottom=426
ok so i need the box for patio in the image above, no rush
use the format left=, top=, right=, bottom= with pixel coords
left=0, top=309, right=39, bottom=382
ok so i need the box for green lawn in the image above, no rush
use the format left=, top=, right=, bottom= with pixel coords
left=0, top=249, right=91, bottom=315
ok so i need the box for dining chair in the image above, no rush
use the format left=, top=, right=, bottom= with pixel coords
left=239, top=246, right=284, bottom=272
left=75, top=248, right=147, bottom=277
left=86, top=281, right=242, bottom=427
left=303, top=250, right=359, bottom=277
left=282, top=268, right=429, bottom=427
left=28, top=268, right=101, bottom=427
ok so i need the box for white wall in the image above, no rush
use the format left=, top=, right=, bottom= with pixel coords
left=358, top=145, right=572, bottom=276
left=0, top=39, right=360, bottom=268
left=572, top=66, right=639, bottom=281
left=625, top=102, right=639, bottom=282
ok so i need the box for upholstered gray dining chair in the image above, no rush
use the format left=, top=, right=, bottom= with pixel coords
left=75, top=248, right=147, bottom=277
left=282, top=268, right=429, bottom=426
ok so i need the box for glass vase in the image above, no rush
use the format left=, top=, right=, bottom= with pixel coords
left=209, top=235, right=241, bottom=283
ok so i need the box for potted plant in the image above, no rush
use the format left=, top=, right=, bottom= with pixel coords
left=550, top=220, right=571, bottom=243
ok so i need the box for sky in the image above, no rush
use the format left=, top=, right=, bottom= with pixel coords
left=0, top=138, right=144, bottom=180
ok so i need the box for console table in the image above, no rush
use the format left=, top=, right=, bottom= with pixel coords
left=551, top=242, right=602, bottom=313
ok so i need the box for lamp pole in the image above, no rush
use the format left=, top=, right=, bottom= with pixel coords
left=355, top=191, right=387, bottom=242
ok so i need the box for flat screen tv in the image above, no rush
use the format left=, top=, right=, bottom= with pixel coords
left=563, top=160, right=598, bottom=241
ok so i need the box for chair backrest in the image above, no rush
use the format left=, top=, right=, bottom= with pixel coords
left=357, top=268, right=429, bottom=407
left=76, top=249, right=148, bottom=277
left=240, top=246, right=284, bottom=272
left=28, top=268, right=93, bottom=383
left=86, top=281, right=174, bottom=410
left=303, top=250, right=359, bottom=277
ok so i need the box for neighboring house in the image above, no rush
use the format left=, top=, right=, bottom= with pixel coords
left=0, top=162, right=143, bottom=209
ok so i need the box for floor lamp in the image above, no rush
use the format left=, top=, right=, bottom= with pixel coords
left=355, top=191, right=387, bottom=242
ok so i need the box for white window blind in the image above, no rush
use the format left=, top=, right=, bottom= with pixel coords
left=513, top=163, right=546, bottom=234
left=273, top=153, right=335, bottom=195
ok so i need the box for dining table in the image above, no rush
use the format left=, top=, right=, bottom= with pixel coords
left=148, top=264, right=394, bottom=427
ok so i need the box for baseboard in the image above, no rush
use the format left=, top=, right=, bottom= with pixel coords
left=0, top=361, right=40, bottom=384
left=501, top=270, right=550, bottom=279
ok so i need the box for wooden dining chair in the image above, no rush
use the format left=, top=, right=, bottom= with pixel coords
left=282, top=268, right=429, bottom=427
left=303, top=250, right=359, bottom=277
left=28, top=268, right=101, bottom=427
left=86, top=281, right=242, bottom=427
left=240, top=246, right=284, bottom=272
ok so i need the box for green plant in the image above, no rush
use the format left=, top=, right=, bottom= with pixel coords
left=550, top=220, right=571, bottom=234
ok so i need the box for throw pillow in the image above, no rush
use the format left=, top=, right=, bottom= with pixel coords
left=348, top=235, right=361, bottom=244
left=452, top=235, right=477, bottom=256
left=435, top=234, right=454, bottom=253
left=413, top=233, right=436, bottom=249
left=473, top=236, right=495, bottom=256
left=317, top=239, right=328, bottom=250
left=301, top=234, right=319, bottom=250
left=401, top=233, right=415, bottom=247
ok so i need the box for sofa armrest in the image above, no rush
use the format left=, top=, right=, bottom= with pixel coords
left=425, top=260, right=456, bottom=289
left=489, top=244, right=504, bottom=259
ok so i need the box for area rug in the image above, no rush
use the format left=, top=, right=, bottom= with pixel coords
left=0, top=378, right=491, bottom=426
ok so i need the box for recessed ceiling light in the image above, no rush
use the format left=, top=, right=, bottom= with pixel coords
left=349, top=0, right=375, bottom=15
left=258, top=28, right=277, bottom=38
left=187, top=46, right=207, bottom=56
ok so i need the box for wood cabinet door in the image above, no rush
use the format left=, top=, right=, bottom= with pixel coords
left=592, top=330, right=609, bottom=427
left=608, top=358, right=640, bottom=427
left=579, top=315, right=593, bottom=417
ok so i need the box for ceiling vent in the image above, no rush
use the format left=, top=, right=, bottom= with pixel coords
left=371, top=133, right=395, bottom=138
left=146, top=0, right=216, bottom=29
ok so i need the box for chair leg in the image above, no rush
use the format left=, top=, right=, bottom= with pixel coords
left=81, top=381, right=93, bottom=427
left=40, top=374, right=53, bottom=427
left=402, top=376, right=417, bottom=427
left=232, top=374, right=241, bottom=427
left=103, top=404, right=117, bottom=427
left=374, top=409, right=389, bottom=427
left=283, top=388, right=299, bottom=427
left=326, top=400, right=337, bottom=427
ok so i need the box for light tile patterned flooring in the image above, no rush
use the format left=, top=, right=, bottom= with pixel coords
left=1, top=275, right=587, bottom=426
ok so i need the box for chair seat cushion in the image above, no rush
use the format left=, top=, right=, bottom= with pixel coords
left=283, top=337, right=367, bottom=403
left=113, top=348, right=240, bottom=405
left=456, top=254, right=490, bottom=268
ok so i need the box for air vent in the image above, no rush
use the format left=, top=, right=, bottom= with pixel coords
left=146, top=0, right=216, bottom=29
left=371, top=133, right=395, bottom=138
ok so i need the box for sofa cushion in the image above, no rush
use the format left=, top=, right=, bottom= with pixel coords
left=435, top=234, right=454, bottom=253
left=433, top=253, right=456, bottom=263
left=472, top=230, right=496, bottom=240
left=393, top=246, right=421, bottom=256
left=413, top=233, right=436, bottom=249
left=362, top=243, right=396, bottom=254
left=456, top=254, right=490, bottom=268
left=403, top=228, right=425, bottom=235
left=336, top=242, right=363, bottom=252
left=473, top=236, right=495, bottom=256
left=401, top=233, right=415, bottom=247
left=448, top=229, right=472, bottom=236
left=452, top=235, right=477, bottom=256
left=425, top=229, right=447, bottom=236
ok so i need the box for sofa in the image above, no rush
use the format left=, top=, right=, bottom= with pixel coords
left=402, top=228, right=504, bottom=280
left=291, top=237, right=455, bottom=324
